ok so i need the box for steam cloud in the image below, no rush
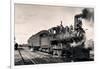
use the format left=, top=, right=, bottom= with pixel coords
left=82, top=8, right=94, bottom=21
left=75, top=8, right=94, bottom=22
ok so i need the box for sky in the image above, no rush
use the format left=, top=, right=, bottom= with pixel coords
left=15, top=4, right=94, bottom=44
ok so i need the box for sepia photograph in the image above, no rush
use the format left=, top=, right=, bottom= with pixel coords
left=14, top=3, right=94, bottom=66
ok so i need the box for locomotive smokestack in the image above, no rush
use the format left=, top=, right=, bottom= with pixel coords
left=74, top=14, right=83, bottom=30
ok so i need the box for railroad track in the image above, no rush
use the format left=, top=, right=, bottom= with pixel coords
left=22, top=48, right=51, bottom=64
left=18, top=48, right=37, bottom=65
left=17, top=47, right=50, bottom=65
left=16, top=47, right=64, bottom=65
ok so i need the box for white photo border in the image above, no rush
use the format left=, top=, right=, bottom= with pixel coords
left=11, top=0, right=96, bottom=69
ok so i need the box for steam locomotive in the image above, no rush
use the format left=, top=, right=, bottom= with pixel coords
left=28, top=9, right=93, bottom=61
